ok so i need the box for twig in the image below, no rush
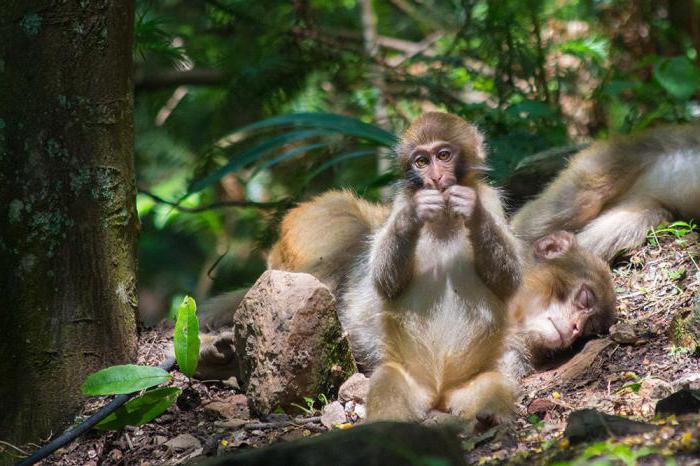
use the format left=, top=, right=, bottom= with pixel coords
left=244, top=416, right=321, bottom=430
left=138, top=189, right=290, bottom=212
left=0, top=440, right=29, bottom=456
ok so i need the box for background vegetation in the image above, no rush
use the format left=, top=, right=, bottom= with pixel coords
left=134, top=0, right=700, bottom=323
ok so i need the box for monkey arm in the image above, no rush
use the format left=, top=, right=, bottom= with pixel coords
left=470, top=186, right=523, bottom=301
left=368, top=195, right=420, bottom=300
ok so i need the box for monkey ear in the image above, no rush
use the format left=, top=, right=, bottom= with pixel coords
left=533, top=231, right=574, bottom=260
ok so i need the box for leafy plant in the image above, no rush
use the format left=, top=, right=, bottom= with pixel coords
left=290, top=393, right=329, bottom=415
left=173, top=296, right=200, bottom=377
left=80, top=296, right=201, bottom=430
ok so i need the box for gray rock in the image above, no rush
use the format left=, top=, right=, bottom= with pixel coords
left=338, top=373, right=370, bottom=404
left=164, top=433, right=201, bottom=450
left=564, top=409, right=655, bottom=444
left=672, top=372, right=700, bottom=391
left=639, top=378, right=673, bottom=400
left=197, top=422, right=467, bottom=466
left=609, top=322, right=638, bottom=345
left=321, top=400, right=347, bottom=429
left=233, top=271, right=355, bottom=416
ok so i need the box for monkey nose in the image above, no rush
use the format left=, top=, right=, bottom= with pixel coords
left=571, top=321, right=581, bottom=336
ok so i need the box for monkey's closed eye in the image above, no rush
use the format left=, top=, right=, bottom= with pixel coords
left=437, top=149, right=451, bottom=161
left=574, top=284, right=595, bottom=311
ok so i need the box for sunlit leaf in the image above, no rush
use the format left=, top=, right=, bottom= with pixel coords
left=173, top=296, right=200, bottom=378
left=81, top=365, right=171, bottom=396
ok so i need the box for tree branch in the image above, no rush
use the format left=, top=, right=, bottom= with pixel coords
left=134, top=68, right=227, bottom=91
left=138, top=189, right=290, bottom=212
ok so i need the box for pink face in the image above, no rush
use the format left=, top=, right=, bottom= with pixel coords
left=518, top=231, right=617, bottom=352
left=523, top=283, right=599, bottom=350
left=410, top=141, right=460, bottom=191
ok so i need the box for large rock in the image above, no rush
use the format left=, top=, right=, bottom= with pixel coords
left=196, top=422, right=467, bottom=466
left=233, top=271, right=355, bottom=416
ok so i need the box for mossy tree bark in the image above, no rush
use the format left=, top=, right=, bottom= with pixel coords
left=0, top=0, right=138, bottom=447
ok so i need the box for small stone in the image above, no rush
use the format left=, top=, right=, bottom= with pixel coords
left=338, top=373, right=370, bottom=403
left=672, top=372, right=700, bottom=391
left=108, top=449, right=123, bottom=462
left=164, top=433, right=202, bottom=451
left=203, top=394, right=250, bottom=420
left=609, top=322, right=638, bottom=344
left=154, top=436, right=168, bottom=445
left=354, top=403, right=366, bottom=419
left=87, top=449, right=97, bottom=459
left=639, top=378, right=673, bottom=400
left=656, top=389, right=700, bottom=416
left=527, top=398, right=557, bottom=415
left=321, top=401, right=347, bottom=429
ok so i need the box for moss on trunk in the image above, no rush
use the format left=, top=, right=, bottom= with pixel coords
left=0, top=0, right=137, bottom=449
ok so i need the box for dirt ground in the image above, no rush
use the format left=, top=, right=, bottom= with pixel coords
left=11, top=230, right=700, bottom=465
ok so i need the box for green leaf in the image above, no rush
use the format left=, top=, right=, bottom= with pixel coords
left=188, top=129, right=333, bottom=195
left=95, top=387, right=181, bottom=430
left=81, top=365, right=172, bottom=396
left=247, top=141, right=331, bottom=182
left=174, top=295, right=200, bottom=378
left=558, top=37, right=609, bottom=64
left=653, top=56, right=700, bottom=100
left=233, top=112, right=396, bottom=146
left=302, top=149, right=377, bottom=185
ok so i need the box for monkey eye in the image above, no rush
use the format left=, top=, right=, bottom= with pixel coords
left=436, top=149, right=451, bottom=161
left=414, top=156, right=429, bottom=168
left=574, top=284, right=595, bottom=311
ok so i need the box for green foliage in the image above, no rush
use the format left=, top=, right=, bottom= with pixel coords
left=133, top=0, right=700, bottom=315
left=94, top=387, right=182, bottom=431
left=173, top=296, right=200, bottom=378
left=551, top=440, right=654, bottom=466
left=81, top=365, right=172, bottom=396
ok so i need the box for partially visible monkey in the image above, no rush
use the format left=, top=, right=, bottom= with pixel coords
left=512, top=123, right=700, bottom=262
left=500, top=231, right=616, bottom=380
left=337, top=112, right=522, bottom=422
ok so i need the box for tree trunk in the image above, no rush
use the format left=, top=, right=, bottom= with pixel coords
left=0, top=0, right=138, bottom=449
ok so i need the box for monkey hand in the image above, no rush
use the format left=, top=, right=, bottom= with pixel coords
left=414, top=189, right=446, bottom=224
left=445, top=185, right=476, bottom=221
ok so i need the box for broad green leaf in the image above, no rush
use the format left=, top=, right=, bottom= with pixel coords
left=653, top=56, right=700, bottom=100
left=173, top=296, right=200, bottom=377
left=232, top=112, right=396, bottom=146
left=81, top=365, right=171, bottom=395
left=95, top=387, right=181, bottom=430
left=302, top=149, right=377, bottom=185
left=247, top=141, right=331, bottom=182
left=188, top=129, right=333, bottom=195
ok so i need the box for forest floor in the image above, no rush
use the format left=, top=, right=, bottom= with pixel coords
left=33, top=230, right=700, bottom=466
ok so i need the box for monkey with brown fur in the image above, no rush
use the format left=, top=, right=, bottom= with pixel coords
left=338, top=112, right=522, bottom=423
left=266, top=203, right=616, bottom=383
left=512, top=123, right=700, bottom=262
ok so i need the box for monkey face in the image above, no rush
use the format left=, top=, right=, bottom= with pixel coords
left=407, top=141, right=461, bottom=191
left=396, top=112, right=487, bottom=190
left=513, top=231, right=617, bottom=352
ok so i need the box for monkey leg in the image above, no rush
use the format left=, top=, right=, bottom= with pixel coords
left=575, top=195, right=672, bottom=262
left=367, top=362, right=433, bottom=422
left=444, top=371, right=515, bottom=425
